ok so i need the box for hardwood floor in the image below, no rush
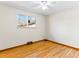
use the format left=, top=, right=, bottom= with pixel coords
left=0, top=40, right=79, bottom=58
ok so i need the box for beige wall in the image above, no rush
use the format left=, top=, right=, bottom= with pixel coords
left=47, top=7, right=79, bottom=48
left=0, top=5, right=46, bottom=50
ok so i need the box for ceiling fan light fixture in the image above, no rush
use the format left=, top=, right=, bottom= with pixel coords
left=38, top=1, right=49, bottom=10
left=42, top=5, right=48, bottom=10
left=39, top=4, right=48, bottom=10
left=37, top=1, right=56, bottom=10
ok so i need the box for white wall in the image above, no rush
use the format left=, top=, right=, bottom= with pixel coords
left=1, top=4, right=79, bottom=50
left=47, top=7, right=79, bottom=48
left=0, top=5, right=46, bottom=50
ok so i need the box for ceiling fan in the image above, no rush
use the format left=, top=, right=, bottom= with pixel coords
left=33, top=1, right=56, bottom=10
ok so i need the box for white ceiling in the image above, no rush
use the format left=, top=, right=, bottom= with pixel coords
left=0, top=1, right=79, bottom=15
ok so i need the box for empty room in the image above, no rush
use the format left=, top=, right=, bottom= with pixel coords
left=0, top=0, right=79, bottom=58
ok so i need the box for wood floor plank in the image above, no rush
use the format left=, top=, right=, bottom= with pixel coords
left=0, top=40, right=79, bottom=58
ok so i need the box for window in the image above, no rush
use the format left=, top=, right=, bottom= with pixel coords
left=16, top=14, right=36, bottom=28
